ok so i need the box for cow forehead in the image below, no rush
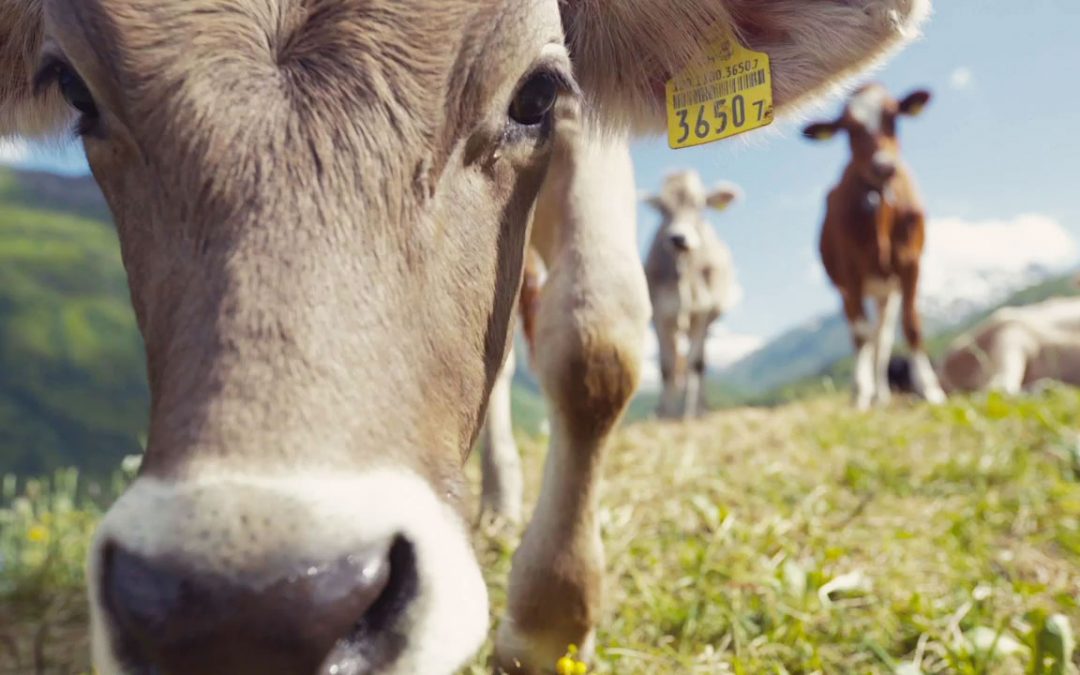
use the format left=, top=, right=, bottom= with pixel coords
left=43, top=0, right=562, bottom=135
left=660, top=171, right=706, bottom=209
left=44, top=0, right=566, bottom=206
left=847, top=84, right=891, bottom=133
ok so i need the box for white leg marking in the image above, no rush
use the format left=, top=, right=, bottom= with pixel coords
left=873, top=291, right=901, bottom=406
left=853, top=339, right=876, bottom=411
left=910, top=351, right=946, bottom=404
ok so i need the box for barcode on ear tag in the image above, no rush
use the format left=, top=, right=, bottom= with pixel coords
left=665, top=30, right=774, bottom=149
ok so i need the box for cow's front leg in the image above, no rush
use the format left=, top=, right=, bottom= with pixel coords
left=654, top=315, right=684, bottom=418
left=843, top=287, right=876, bottom=411
left=900, top=264, right=946, bottom=404
left=684, top=312, right=713, bottom=418
left=871, top=290, right=901, bottom=406
left=480, top=349, right=524, bottom=525
left=494, top=115, right=648, bottom=674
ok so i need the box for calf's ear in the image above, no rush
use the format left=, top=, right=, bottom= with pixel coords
left=802, top=120, right=841, bottom=141
left=561, top=0, right=931, bottom=132
left=0, top=0, right=73, bottom=138
left=897, top=88, right=932, bottom=116
left=643, top=194, right=667, bottom=214
left=705, top=182, right=741, bottom=211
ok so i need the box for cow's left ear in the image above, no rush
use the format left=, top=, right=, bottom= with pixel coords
left=898, top=89, right=932, bottom=116
left=706, top=183, right=741, bottom=212
left=561, top=0, right=932, bottom=131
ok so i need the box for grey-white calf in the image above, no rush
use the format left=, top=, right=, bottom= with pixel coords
left=645, top=172, right=740, bottom=418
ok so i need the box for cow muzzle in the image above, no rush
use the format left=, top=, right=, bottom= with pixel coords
left=89, top=471, right=489, bottom=675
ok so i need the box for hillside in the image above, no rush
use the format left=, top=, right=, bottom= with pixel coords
left=5, top=390, right=1079, bottom=673
left=0, top=168, right=148, bottom=478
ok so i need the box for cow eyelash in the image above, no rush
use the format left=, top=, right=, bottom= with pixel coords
left=33, top=56, right=100, bottom=137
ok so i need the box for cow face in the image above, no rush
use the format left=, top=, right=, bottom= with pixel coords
left=647, top=171, right=739, bottom=255
left=803, top=83, right=931, bottom=187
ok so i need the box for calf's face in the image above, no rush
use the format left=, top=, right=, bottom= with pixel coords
left=647, top=171, right=738, bottom=255
left=38, top=1, right=570, bottom=672
left=1, top=0, right=933, bottom=672
left=803, top=83, right=931, bottom=187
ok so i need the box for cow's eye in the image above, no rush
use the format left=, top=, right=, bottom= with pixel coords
left=34, top=59, right=99, bottom=132
left=57, top=66, right=97, bottom=117
left=509, top=71, right=560, bottom=126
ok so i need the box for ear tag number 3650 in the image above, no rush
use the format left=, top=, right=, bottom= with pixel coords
left=665, top=31, right=774, bottom=149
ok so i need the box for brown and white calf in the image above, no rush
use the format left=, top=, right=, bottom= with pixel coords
left=1, top=1, right=930, bottom=673
left=644, top=171, right=740, bottom=418
left=804, top=83, right=945, bottom=410
left=937, top=296, right=1080, bottom=395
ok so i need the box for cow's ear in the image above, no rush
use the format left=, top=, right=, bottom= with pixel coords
left=898, top=88, right=932, bottom=117
left=643, top=194, right=666, bottom=213
left=802, top=120, right=841, bottom=142
left=561, top=0, right=931, bottom=131
left=0, top=1, right=73, bottom=138
left=705, top=183, right=741, bottom=212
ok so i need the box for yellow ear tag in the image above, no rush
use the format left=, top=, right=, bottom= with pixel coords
left=666, top=29, right=774, bottom=149
left=906, top=102, right=925, bottom=117
left=814, top=128, right=836, bottom=141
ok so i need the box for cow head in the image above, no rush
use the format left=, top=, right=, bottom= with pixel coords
left=0, top=1, right=931, bottom=672
left=647, top=171, right=739, bottom=255
left=803, top=83, right=931, bottom=187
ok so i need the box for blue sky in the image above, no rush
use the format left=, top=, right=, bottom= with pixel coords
left=3, top=1, right=1079, bottom=352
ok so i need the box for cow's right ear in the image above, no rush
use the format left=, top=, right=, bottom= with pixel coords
left=643, top=194, right=666, bottom=213
left=0, top=1, right=73, bottom=138
left=802, top=121, right=841, bottom=142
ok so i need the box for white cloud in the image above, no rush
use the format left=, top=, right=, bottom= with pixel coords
left=920, top=213, right=1079, bottom=320
left=638, top=326, right=764, bottom=391
left=949, top=66, right=974, bottom=91
left=0, top=138, right=30, bottom=165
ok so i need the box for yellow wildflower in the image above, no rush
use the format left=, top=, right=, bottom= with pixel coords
left=27, top=524, right=49, bottom=543
left=556, top=645, right=588, bottom=675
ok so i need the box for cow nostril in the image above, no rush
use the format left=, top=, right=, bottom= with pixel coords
left=101, top=536, right=416, bottom=675
left=668, top=233, right=690, bottom=251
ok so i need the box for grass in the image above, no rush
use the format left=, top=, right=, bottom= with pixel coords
left=3, top=390, right=1079, bottom=673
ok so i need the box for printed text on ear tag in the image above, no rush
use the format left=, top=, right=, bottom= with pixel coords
left=666, top=31, right=774, bottom=149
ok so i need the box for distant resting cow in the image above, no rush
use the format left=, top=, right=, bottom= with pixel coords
left=804, top=82, right=946, bottom=411
left=0, top=1, right=931, bottom=673
left=644, top=171, right=740, bottom=419
left=936, top=296, right=1080, bottom=395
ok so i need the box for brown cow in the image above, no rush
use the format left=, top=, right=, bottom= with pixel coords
left=1, top=1, right=930, bottom=673
left=804, top=83, right=945, bottom=410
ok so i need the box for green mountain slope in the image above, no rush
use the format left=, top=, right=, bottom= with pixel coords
left=0, top=168, right=146, bottom=477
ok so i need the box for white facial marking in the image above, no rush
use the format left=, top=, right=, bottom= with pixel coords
left=848, top=85, right=888, bottom=134
left=90, top=470, right=489, bottom=675
left=872, top=149, right=896, bottom=169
